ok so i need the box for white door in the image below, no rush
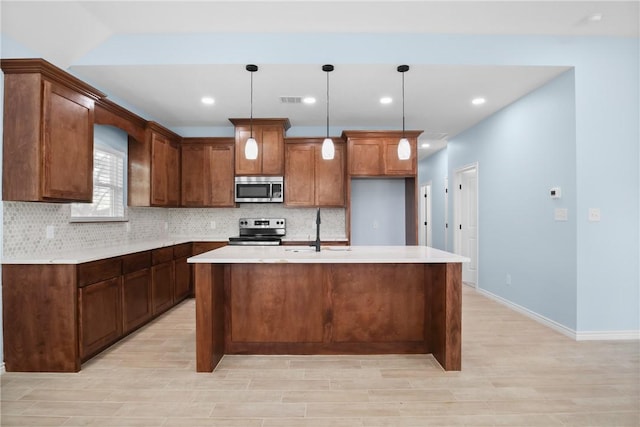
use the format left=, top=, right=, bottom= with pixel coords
left=419, top=183, right=433, bottom=247
left=455, top=165, right=478, bottom=286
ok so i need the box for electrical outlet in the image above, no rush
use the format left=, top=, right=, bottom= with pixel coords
left=372, top=220, right=379, bottom=230
left=506, top=273, right=512, bottom=285
left=588, top=208, right=601, bottom=222
left=46, top=225, right=55, bottom=239
left=125, top=222, right=131, bottom=233
left=210, top=221, right=216, bottom=230
left=164, top=221, right=169, bottom=231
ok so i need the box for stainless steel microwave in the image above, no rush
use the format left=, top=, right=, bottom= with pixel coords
left=235, top=176, right=284, bottom=203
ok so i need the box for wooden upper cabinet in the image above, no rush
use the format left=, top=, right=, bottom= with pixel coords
left=285, top=138, right=346, bottom=207
left=230, top=118, right=290, bottom=176
left=129, top=122, right=181, bottom=207
left=181, top=138, right=235, bottom=207
left=1, top=58, right=105, bottom=202
left=343, top=130, right=422, bottom=177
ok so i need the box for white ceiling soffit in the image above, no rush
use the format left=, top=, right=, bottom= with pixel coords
left=76, top=1, right=639, bottom=37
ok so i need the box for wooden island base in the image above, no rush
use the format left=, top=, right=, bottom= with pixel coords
left=195, top=262, right=461, bottom=372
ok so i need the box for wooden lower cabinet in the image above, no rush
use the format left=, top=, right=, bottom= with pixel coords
left=122, top=268, right=152, bottom=333
left=78, top=277, right=122, bottom=361
left=174, top=257, right=191, bottom=301
left=2, top=242, right=196, bottom=372
left=152, top=261, right=174, bottom=315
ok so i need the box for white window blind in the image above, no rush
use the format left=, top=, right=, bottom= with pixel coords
left=71, top=147, right=126, bottom=221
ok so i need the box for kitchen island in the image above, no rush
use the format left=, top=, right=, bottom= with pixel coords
left=188, top=245, right=468, bottom=372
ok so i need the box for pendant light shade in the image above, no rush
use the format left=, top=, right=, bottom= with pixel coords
left=397, top=65, right=411, bottom=161
left=321, top=64, right=335, bottom=160
left=245, top=64, right=259, bottom=160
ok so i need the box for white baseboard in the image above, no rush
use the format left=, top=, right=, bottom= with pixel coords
left=575, top=330, right=640, bottom=341
left=475, top=287, right=577, bottom=339
left=475, top=287, right=640, bottom=341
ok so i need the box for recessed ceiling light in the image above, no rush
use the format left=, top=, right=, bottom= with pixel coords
left=471, top=97, right=486, bottom=106
left=380, top=97, right=393, bottom=105
left=421, top=143, right=430, bottom=148
left=201, top=96, right=215, bottom=105
left=587, top=13, right=603, bottom=22
left=302, top=97, right=316, bottom=104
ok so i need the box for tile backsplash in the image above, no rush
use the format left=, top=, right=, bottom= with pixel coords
left=2, top=202, right=346, bottom=259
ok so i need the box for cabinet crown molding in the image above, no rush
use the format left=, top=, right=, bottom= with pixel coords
left=1, top=58, right=106, bottom=100
left=341, top=130, right=423, bottom=139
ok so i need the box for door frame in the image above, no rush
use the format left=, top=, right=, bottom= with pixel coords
left=453, top=162, right=479, bottom=288
left=418, top=182, right=432, bottom=247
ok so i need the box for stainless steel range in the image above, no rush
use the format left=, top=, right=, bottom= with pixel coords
left=228, top=218, right=286, bottom=246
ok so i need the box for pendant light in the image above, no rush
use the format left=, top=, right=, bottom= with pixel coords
left=397, top=64, right=411, bottom=160
left=321, top=64, right=335, bottom=160
left=245, top=64, right=259, bottom=160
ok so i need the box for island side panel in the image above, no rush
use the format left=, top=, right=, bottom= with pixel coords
left=227, top=264, right=325, bottom=351
left=330, top=264, right=426, bottom=348
left=425, top=262, right=462, bottom=371
left=2, top=264, right=79, bottom=372
left=195, top=263, right=225, bottom=372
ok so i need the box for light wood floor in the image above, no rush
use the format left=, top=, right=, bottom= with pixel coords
left=1, top=285, right=639, bottom=426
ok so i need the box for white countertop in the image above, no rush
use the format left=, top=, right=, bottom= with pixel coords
left=188, top=245, right=469, bottom=264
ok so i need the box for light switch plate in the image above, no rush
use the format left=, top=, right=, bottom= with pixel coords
left=588, top=208, right=601, bottom=222
left=554, top=208, right=568, bottom=221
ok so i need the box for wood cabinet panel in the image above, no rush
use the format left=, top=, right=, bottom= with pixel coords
left=122, top=251, right=151, bottom=274
left=316, top=142, right=346, bottom=206
left=229, top=264, right=325, bottom=343
left=152, top=246, right=174, bottom=265
left=2, top=264, right=79, bottom=372
left=343, top=131, right=421, bottom=177
left=78, top=258, right=122, bottom=287
left=173, top=243, right=192, bottom=259
left=1, top=59, right=104, bottom=202
left=129, top=122, right=181, bottom=207
left=42, top=81, right=94, bottom=201
left=181, top=138, right=235, bottom=207
left=348, top=139, right=383, bottom=176
left=174, top=256, right=191, bottom=301
left=122, top=268, right=152, bottom=333
left=152, top=262, right=174, bottom=315
left=284, top=139, right=345, bottom=207
left=330, top=264, right=425, bottom=343
left=284, top=143, right=315, bottom=206
left=192, top=241, right=227, bottom=255
left=78, top=277, right=122, bottom=360
left=231, top=118, right=290, bottom=176
left=150, top=132, right=180, bottom=206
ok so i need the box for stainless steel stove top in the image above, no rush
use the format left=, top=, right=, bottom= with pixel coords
left=228, top=218, right=286, bottom=246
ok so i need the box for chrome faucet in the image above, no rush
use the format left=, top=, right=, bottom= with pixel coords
left=311, top=207, right=321, bottom=252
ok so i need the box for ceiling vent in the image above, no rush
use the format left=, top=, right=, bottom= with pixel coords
left=280, top=96, right=303, bottom=104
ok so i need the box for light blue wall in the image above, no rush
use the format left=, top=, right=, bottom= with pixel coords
left=350, top=179, right=406, bottom=245
left=448, top=70, right=578, bottom=329
left=418, top=148, right=448, bottom=251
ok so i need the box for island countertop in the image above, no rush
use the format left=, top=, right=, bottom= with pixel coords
left=188, top=245, right=469, bottom=264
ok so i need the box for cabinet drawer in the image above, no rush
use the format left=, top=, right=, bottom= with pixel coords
left=122, top=251, right=152, bottom=274
left=173, top=243, right=192, bottom=259
left=77, top=258, right=122, bottom=287
left=152, top=246, right=174, bottom=265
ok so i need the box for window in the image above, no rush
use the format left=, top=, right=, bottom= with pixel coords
left=71, top=147, right=126, bottom=222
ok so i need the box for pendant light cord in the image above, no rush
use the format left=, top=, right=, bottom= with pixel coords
left=326, top=70, right=330, bottom=138
left=250, top=70, right=254, bottom=138
left=398, top=64, right=409, bottom=139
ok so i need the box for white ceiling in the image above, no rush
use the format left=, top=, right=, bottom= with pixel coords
left=1, top=1, right=637, bottom=158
